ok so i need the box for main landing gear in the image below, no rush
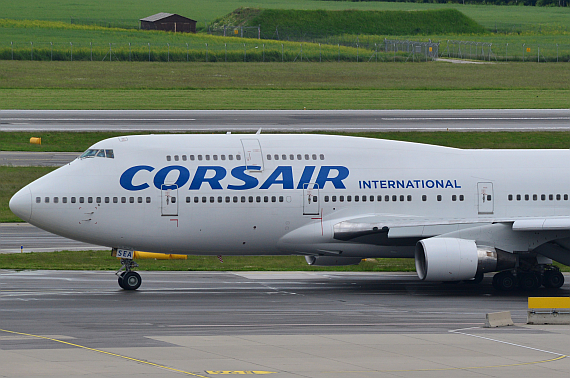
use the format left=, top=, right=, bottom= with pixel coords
left=116, top=258, right=142, bottom=291
left=492, top=266, right=564, bottom=291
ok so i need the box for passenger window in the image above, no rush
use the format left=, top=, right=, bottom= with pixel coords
left=121, top=197, right=126, bottom=203
left=533, top=194, right=538, bottom=201
left=516, top=194, right=521, bottom=201
left=325, top=196, right=329, bottom=202
left=225, top=196, right=230, bottom=203
left=279, top=196, right=284, bottom=202
left=36, top=197, right=41, bottom=203
left=355, top=196, right=359, bottom=202
left=210, top=196, right=215, bottom=203
left=241, top=196, right=246, bottom=203
left=182, top=155, right=187, bottom=161
left=233, top=196, right=238, bottom=203
left=63, top=197, right=68, bottom=203
left=274, top=154, right=279, bottom=160
left=377, top=195, right=382, bottom=202
left=487, top=195, right=492, bottom=201
left=194, top=197, right=199, bottom=203
left=347, top=196, right=352, bottom=202
left=407, top=195, right=412, bottom=201
left=96, top=197, right=101, bottom=203
left=113, top=197, right=117, bottom=203
left=362, top=195, right=366, bottom=202
left=206, top=155, right=210, bottom=161
left=422, top=195, right=427, bottom=201
left=525, top=194, right=529, bottom=201
left=282, top=154, right=287, bottom=160
left=304, top=154, right=309, bottom=160
left=256, top=196, right=261, bottom=203
left=264, top=196, right=269, bottom=203
left=236, top=155, right=241, bottom=160
left=171, top=197, right=176, bottom=203
left=267, top=154, right=271, bottom=160
left=146, top=197, right=151, bottom=203
left=508, top=194, right=513, bottom=201
left=129, top=197, right=134, bottom=203
left=174, top=155, right=179, bottom=161
left=452, top=195, right=457, bottom=201
left=541, top=194, right=546, bottom=201
left=290, top=154, right=294, bottom=160
left=218, top=196, right=222, bottom=203
left=186, top=197, right=191, bottom=203
left=166, top=155, right=171, bottom=161
left=297, top=154, right=302, bottom=160
left=104, top=197, right=109, bottom=203
left=565, top=194, right=569, bottom=201
left=202, top=197, right=207, bottom=203
left=557, top=194, right=561, bottom=200
left=45, top=197, right=50, bottom=203
left=340, top=196, right=344, bottom=202
left=198, top=155, right=203, bottom=161
left=88, top=197, right=93, bottom=203
left=459, top=195, right=464, bottom=201
left=79, top=197, right=84, bottom=203
left=320, top=154, right=325, bottom=160
left=399, top=195, right=404, bottom=202
left=221, top=155, right=226, bottom=161
left=385, top=195, right=389, bottom=202
left=392, top=195, right=397, bottom=202
left=437, top=195, right=442, bottom=201
left=213, top=155, right=218, bottom=161
left=549, top=194, right=554, bottom=200
left=229, top=155, right=233, bottom=160
left=138, top=197, right=142, bottom=203
left=53, top=197, right=59, bottom=203
left=71, top=197, right=77, bottom=203
left=312, top=154, right=317, bottom=160
left=190, top=155, right=195, bottom=161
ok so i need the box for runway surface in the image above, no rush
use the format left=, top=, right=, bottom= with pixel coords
left=1, top=270, right=569, bottom=378
left=2, top=109, right=570, bottom=132
left=0, top=151, right=79, bottom=167
left=0, top=223, right=106, bottom=253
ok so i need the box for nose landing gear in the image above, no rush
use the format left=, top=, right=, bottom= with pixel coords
left=116, top=258, right=141, bottom=291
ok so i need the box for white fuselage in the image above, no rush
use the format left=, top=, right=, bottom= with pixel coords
left=10, top=134, right=570, bottom=260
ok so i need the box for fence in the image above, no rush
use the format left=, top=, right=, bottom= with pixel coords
left=0, top=40, right=430, bottom=63
left=443, top=40, right=570, bottom=62
left=3, top=40, right=570, bottom=63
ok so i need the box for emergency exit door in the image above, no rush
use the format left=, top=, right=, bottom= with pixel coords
left=241, top=139, right=264, bottom=171
left=303, top=183, right=320, bottom=215
left=477, top=182, right=494, bottom=214
left=161, top=185, right=178, bottom=216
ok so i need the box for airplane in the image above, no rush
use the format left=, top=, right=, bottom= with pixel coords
left=9, top=133, right=570, bottom=291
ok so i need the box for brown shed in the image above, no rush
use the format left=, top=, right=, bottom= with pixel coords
left=140, top=13, right=197, bottom=33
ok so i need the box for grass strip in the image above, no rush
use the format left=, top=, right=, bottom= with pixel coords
left=1, top=250, right=568, bottom=272
left=0, top=250, right=416, bottom=272
left=1, top=89, right=568, bottom=110
left=1, top=62, right=569, bottom=90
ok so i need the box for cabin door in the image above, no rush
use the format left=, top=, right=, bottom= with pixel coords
left=303, top=183, right=320, bottom=215
left=161, top=184, right=178, bottom=216
left=477, top=182, right=494, bottom=215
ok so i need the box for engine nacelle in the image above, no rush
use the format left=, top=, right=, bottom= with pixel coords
left=305, top=256, right=363, bottom=266
left=415, top=237, right=515, bottom=281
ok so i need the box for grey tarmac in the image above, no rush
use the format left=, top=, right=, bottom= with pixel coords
left=1, top=270, right=569, bottom=378
left=1, top=109, right=570, bottom=132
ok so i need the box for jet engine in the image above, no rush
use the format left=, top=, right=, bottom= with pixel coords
left=305, top=256, right=363, bottom=266
left=415, top=237, right=516, bottom=281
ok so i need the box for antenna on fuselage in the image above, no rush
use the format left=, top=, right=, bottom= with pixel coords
left=256, top=128, right=262, bottom=135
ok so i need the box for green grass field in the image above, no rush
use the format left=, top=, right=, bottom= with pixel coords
left=3, top=0, right=570, bottom=33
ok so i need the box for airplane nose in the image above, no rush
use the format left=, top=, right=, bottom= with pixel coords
left=9, top=186, right=32, bottom=222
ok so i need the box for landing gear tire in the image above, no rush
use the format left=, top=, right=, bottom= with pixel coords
left=492, top=271, right=517, bottom=291
left=543, top=270, right=565, bottom=289
left=121, top=271, right=142, bottom=291
left=518, top=272, right=540, bottom=291
left=118, top=272, right=126, bottom=289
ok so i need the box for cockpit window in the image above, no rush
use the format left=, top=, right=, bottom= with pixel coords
left=80, top=149, right=114, bottom=159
